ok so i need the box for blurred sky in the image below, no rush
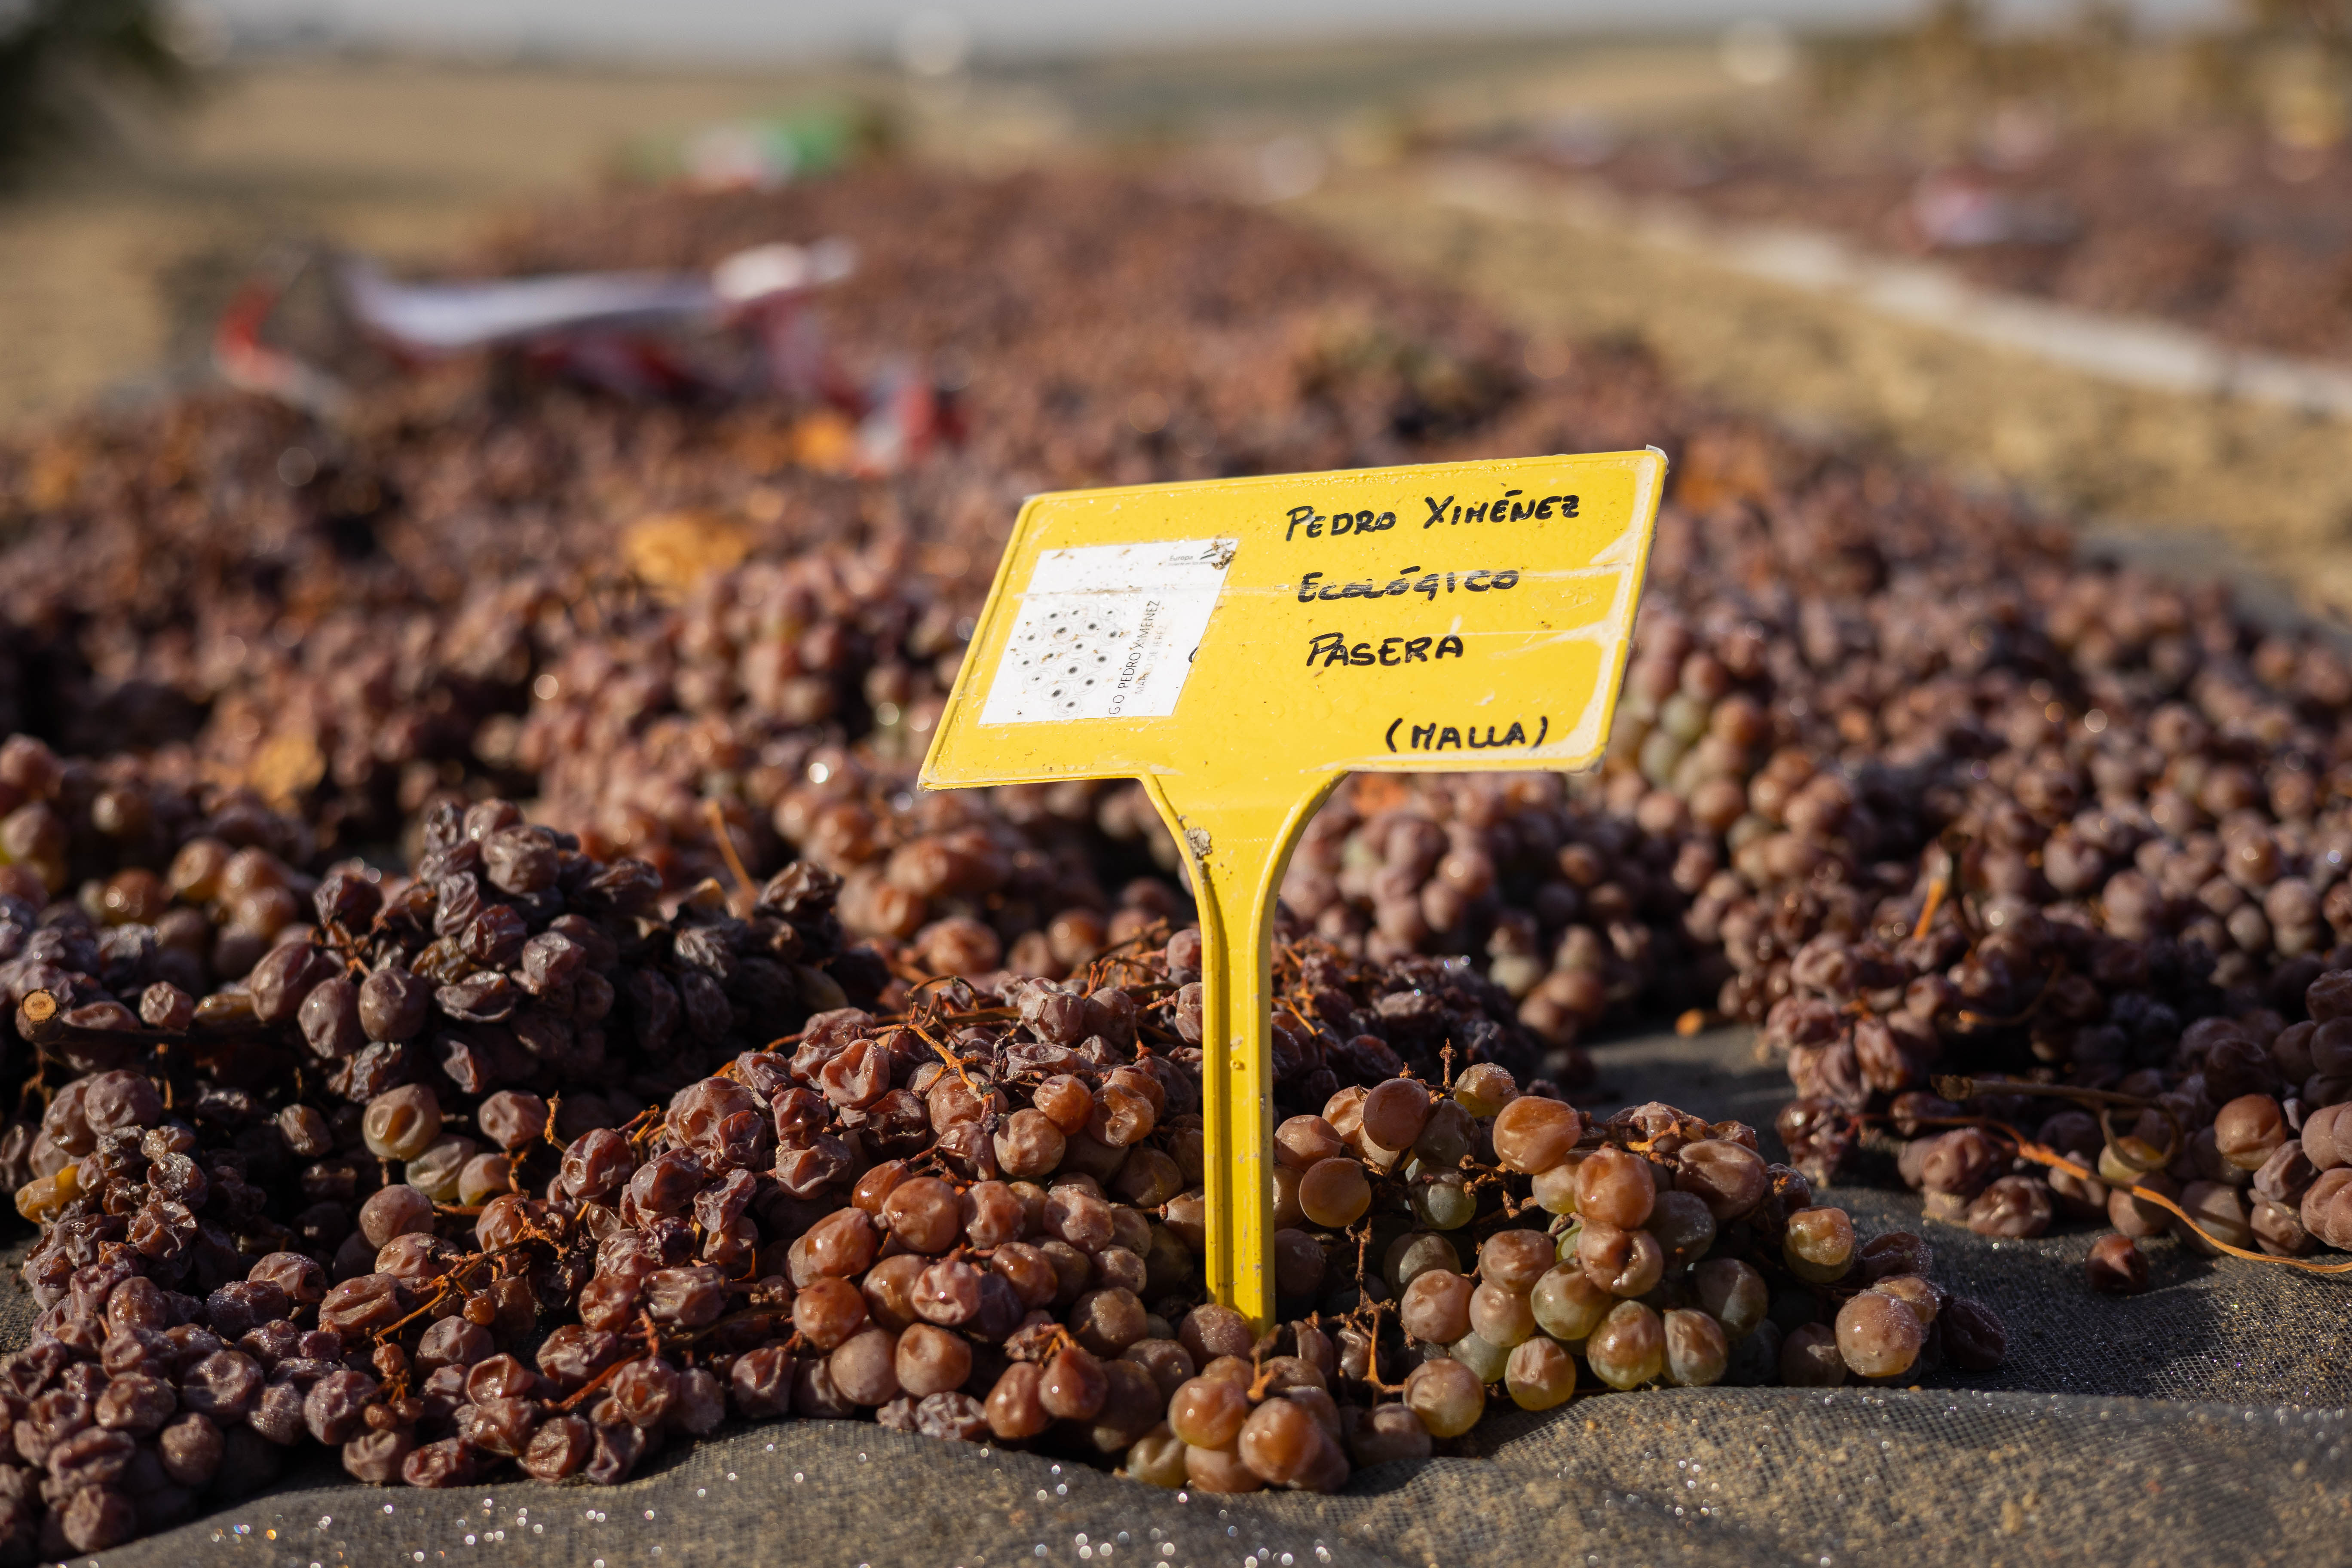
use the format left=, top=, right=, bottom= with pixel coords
left=201, top=0, right=2235, bottom=61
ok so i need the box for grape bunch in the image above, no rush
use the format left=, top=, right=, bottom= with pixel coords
left=1845, top=956, right=2352, bottom=1290
left=0, top=768, right=2009, bottom=1554
left=1279, top=771, right=1702, bottom=1069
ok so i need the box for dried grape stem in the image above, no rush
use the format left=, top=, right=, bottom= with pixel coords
left=700, top=799, right=761, bottom=917
left=1978, top=1120, right=2352, bottom=1274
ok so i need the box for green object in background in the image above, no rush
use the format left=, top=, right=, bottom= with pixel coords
left=625, top=102, right=894, bottom=190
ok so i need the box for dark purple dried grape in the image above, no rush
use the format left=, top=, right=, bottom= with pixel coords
left=179, top=1350, right=263, bottom=1418
left=293, top=977, right=364, bottom=1060
left=521, top=1412, right=593, bottom=1480
left=157, top=1413, right=223, bottom=1487
left=251, top=943, right=338, bottom=1026
left=304, top=1370, right=377, bottom=1445
left=1939, top=1297, right=2008, bottom=1370
left=402, top=1436, right=477, bottom=1488
left=358, top=968, right=432, bottom=1043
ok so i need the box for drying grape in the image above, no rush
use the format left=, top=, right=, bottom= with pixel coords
left=1586, top=1302, right=1666, bottom=1391
left=983, top=1364, right=1051, bottom=1441
left=1965, top=1177, right=2054, bottom=1239
left=1530, top=1264, right=1613, bottom=1344
left=1360, top=1078, right=1433, bottom=1153
left=1575, top=1145, right=1656, bottom=1229
left=1297, top=1158, right=1371, bottom=1228
left=1782, top=1207, right=1856, bottom=1282
left=1409, top=1173, right=1477, bottom=1231
left=2080, top=1231, right=2147, bottom=1293
left=1491, top=1097, right=1581, bottom=1175
left=1467, top=1283, right=1536, bottom=1348
left=1167, top=1377, right=1250, bottom=1449
left=1178, top=1305, right=1254, bottom=1367
left=1578, top=1222, right=1666, bottom=1298
left=1674, top=1140, right=1768, bottom=1221
left=1452, top=1064, right=1517, bottom=1120
left=1412, top=1099, right=1476, bottom=1167
left=1275, top=1115, right=1344, bottom=1170
left=1384, top=1232, right=1461, bottom=1292
left=1780, top=1323, right=1847, bottom=1387
left=1662, top=1308, right=1729, bottom=1387
left=361, top=1087, right=443, bottom=1162
left=1504, top=1337, right=1577, bottom=1409
left=1691, top=1258, right=1767, bottom=1339
left=2214, top=1096, right=2287, bottom=1172
left=1529, top=1161, right=1580, bottom=1215
left=1237, top=1396, right=1330, bottom=1486
left=830, top=1330, right=903, bottom=1407
left=1870, top=1276, right=1942, bottom=1330
left=1478, top=1228, right=1556, bottom=1292
left=1648, top=1190, right=1718, bottom=1266
left=1400, top=1269, right=1475, bottom=1344
left=1835, top=1291, right=1925, bottom=1378
left=1183, top=1442, right=1264, bottom=1494
left=1401, top=1358, right=1485, bottom=1438
left=1445, top=1332, right=1508, bottom=1384
left=1940, top=1298, right=2009, bottom=1371
left=1125, top=1425, right=1189, bottom=1488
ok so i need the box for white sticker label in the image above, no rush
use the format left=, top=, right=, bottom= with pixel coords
left=979, top=537, right=1235, bottom=725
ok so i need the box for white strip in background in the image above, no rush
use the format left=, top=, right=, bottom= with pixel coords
left=979, top=537, right=1236, bottom=725
left=1428, top=156, right=2352, bottom=422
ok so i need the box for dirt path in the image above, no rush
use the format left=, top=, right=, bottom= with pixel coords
left=1293, top=162, right=2352, bottom=621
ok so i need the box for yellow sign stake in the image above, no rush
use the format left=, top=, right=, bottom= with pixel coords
left=921, top=450, right=1664, bottom=1330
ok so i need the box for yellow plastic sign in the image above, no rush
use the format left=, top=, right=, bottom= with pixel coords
left=920, top=450, right=1665, bottom=1329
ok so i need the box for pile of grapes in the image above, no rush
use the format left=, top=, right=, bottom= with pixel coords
left=0, top=157, right=2343, bottom=1549
left=0, top=778, right=1998, bottom=1554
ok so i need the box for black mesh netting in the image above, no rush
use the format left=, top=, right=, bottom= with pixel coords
left=40, top=1026, right=2352, bottom=1568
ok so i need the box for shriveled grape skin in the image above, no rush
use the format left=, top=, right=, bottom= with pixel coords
left=1505, top=1337, right=1577, bottom=1409
left=1400, top=1270, right=1475, bottom=1345
left=1586, top=1302, right=1666, bottom=1391
left=1402, top=1358, right=1485, bottom=1438
left=1782, top=1207, right=1856, bottom=1283
left=1662, top=1309, right=1729, bottom=1388
left=1835, top=1291, right=1925, bottom=1379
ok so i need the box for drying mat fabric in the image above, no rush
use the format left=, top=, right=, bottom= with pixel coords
left=42, top=1025, right=2352, bottom=1567
left=85, top=1387, right=2352, bottom=1568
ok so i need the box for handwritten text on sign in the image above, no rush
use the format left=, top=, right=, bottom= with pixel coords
left=931, top=451, right=1663, bottom=783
